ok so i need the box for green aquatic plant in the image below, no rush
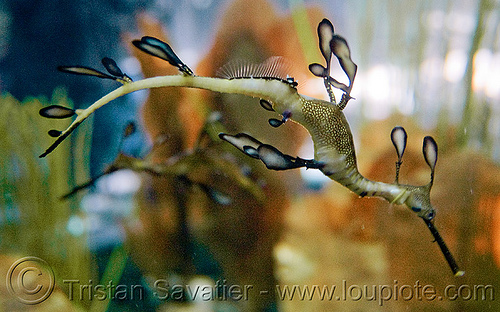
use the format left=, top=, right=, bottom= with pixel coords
left=38, top=19, right=463, bottom=276
left=0, top=90, right=92, bottom=307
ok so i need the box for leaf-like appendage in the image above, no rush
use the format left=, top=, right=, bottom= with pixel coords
left=331, top=35, right=358, bottom=87
left=318, top=19, right=335, bottom=67
left=219, top=133, right=262, bottom=158
left=391, top=126, right=407, bottom=160
left=326, top=76, right=349, bottom=93
left=259, top=99, right=274, bottom=111
left=133, top=37, right=193, bottom=75
left=257, top=144, right=295, bottom=170
left=57, top=66, right=115, bottom=80
left=101, top=57, right=124, bottom=77
left=423, top=136, right=438, bottom=171
left=39, top=105, right=76, bottom=119
left=268, top=118, right=283, bottom=128
left=48, top=129, right=62, bottom=137
left=133, top=37, right=179, bottom=65
left=309, top=63, right=328, bottom=78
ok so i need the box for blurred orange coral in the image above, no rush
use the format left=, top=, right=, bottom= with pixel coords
left=122, top=1, right=328, bottom=310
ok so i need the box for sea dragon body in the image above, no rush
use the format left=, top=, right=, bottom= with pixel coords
left=41, top=74, right=430, bottom=218
left=39, top=19, right=462, bottom=276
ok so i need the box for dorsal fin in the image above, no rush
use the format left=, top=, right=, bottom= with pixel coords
left=216, top=56, right=296, bottom=86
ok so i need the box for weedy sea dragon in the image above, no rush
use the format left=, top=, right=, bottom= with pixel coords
left=38, top=18, right=464, bottom=276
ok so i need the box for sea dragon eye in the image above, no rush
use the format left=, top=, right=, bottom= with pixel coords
left=426, top=210, right=435, bottom=220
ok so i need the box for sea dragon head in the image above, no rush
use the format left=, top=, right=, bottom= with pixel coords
left=390, top=127, right=463, bottom=276
left=404, top=185, right=435, bottom=221
left=390, top=126, right=439, bottom=221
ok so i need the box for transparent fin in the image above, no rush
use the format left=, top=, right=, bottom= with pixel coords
left=216, top=56, right=292, bottom=82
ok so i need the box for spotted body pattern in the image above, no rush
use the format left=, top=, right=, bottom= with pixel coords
left=300, top=98, right=356, bottom=167
left=39, top=18, right=463, bottom=276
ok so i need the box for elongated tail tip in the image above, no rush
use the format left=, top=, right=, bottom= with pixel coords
left=424, top=219, right=464, bottom=277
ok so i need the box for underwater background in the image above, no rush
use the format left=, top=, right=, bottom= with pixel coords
left=1, top=0, right=500, bottom=311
